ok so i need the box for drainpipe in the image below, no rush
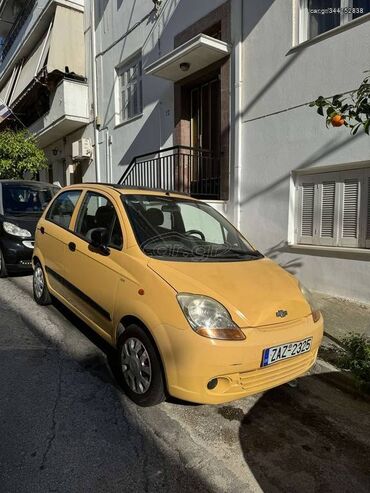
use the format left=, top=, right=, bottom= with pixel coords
left=233, top=0, right=243, bottom=229
left=90, top=0, right=101, bottom=183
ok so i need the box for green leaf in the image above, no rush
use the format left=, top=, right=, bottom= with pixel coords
left=317, top=106, right=324, bottom=116
left=326, top=106, right=335, bottom=116
left=352, top=123, right=361, bottom=135
left=364, top=120, right=370, bottom=135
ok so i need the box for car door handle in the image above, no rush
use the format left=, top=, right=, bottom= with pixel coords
left=68, top=242, right=76, bottom=252
left=40, top=226, right=45, bottom=234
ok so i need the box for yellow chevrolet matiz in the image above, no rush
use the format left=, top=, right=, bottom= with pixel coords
left=32, top=184, right=323, bottom=406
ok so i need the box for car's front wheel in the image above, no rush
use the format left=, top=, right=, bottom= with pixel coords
left=0, top=249, right=8, bottom=278
left=33, top=262, right=52, bottom=305
left=117, top=324, right=166, bottom=407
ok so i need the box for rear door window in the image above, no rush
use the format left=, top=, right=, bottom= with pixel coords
left=46, top=190, right=81, bottom=229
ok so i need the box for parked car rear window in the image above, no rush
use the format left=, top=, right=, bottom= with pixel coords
left=46, top=190, right=81, bottom=229
left=2, top=182, right=59, bottom=214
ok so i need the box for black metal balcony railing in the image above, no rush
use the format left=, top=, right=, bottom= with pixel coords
left=118, top=145, right=221, bottom=200
left=0, top=0, right=36, bottom=63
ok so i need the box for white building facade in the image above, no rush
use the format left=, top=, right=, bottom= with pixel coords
left=0, top=0, right=370, bottom=302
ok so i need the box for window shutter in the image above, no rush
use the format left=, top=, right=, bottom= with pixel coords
left=366, top=176, right=370, bottom=248
left=298, top=182, right=315, bottom=244
left=339, top=178, right=360, bottom=247
left=318, top=181, right=336, bottom=245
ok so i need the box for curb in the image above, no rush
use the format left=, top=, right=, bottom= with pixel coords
left=314, top=358, right=370, bottom=403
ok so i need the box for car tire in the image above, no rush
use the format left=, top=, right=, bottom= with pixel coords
left=117, top=324, right=166, bottom=407
left=33, top=262, right=52, bottom=305
left=0, top=248, right=8, bottom=278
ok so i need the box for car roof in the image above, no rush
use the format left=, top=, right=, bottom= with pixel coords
left=65, top=183, right=194, bottom=200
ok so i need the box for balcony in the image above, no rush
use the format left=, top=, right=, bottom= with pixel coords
left=119, top=146, right=222, bottom=200
left=29, top=78, right=89, bottom=147
left=0, top=0, right=36, bottom=63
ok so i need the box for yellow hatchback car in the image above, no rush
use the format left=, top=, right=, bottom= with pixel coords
left=33, top=183, right=323, bottom=406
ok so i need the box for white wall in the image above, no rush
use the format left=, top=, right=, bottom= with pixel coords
left=240, top=0, right=370, bottom=302
left=94, top=0, right=228, bottom=184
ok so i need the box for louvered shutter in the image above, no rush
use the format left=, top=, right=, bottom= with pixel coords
left=318, top=181, right=336, bottom=245
left=339, top=178, right=360, bottom=247
left=366, top=176, right=370, bottom=248
left=298, top=182, right=315, bottom=244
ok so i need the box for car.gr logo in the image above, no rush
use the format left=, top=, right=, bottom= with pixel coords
left=276, top=310, right=288, bottom=318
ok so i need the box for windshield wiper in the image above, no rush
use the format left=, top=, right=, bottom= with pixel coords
left=208, top=247, right=263, bottom=259
left=226, top=248, right=263, bottom=257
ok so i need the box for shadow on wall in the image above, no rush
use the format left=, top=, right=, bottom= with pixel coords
left=264, top=240, right=303, bottom=276
left=100, top=0, right=156, bottom=131
left=236, top=375, right=370, bottom=492
left=241, top=131, right=364, bottom=208
left=115, top=101, right=173, bottom=176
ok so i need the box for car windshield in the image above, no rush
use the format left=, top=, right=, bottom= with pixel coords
left=2, top=182, right=59, bottom=214
left=122, top=194, right=263, bottom=262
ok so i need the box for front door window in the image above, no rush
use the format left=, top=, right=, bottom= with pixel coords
left=75, top=192, right=123, bottom=249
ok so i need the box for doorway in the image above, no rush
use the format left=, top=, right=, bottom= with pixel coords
left=189, top=76, right=221, bottom=198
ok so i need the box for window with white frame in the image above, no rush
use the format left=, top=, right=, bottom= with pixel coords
left=299, top=0, right=370, bottom=42
left=295, top=168, right=370, bottom=248
left=116, top=54, right=142, bottom=123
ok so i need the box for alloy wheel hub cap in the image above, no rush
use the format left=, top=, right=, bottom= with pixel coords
left=121, top=337, right=151, bottom=394
left=34, top=267, right=44, bottom=299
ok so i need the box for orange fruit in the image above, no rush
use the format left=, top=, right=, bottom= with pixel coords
left=331, top=114, right=345, bottom=127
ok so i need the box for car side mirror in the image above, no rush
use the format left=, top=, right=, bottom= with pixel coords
left=90, top=227, right=110, bottom=255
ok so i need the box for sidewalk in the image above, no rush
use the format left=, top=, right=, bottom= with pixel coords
left=311, top=291, right=370, bottom=400
left=312, top=291, right=370, bottom=343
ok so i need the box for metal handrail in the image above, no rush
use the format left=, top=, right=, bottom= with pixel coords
left=118, top=145, right=221, bottom=200
left=118, top=145, right=213, bottom=184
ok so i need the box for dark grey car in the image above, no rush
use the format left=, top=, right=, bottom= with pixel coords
left=0, top=180, right=59, bottom=277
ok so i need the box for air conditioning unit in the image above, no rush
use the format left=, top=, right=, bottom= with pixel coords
left=72, top=138, right=92, bottom=160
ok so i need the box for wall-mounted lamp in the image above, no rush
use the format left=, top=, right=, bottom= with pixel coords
left=52, top=148, right=58, bottom=156
left=180, top=62, right=190, bottom=72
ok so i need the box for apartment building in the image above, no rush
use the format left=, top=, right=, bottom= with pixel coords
left=92, top=0, right=370, bottom=302
left=0, top=0, right=369, bottom=302
left=0, top=0, right=94, bottom=185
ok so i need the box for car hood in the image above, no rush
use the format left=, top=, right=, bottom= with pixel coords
left=0, top=213, right=40, bottom=237
left=148, top=257, right=311, bottom=327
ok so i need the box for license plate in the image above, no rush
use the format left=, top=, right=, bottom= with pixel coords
left=261, top=337, right=312, bottom=367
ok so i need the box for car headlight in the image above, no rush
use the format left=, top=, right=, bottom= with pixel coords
left=299, top=283, right=321, bottom=323
left=3, top=222, right=32, bottom=238
left=177, top=293, right=245, bottom=340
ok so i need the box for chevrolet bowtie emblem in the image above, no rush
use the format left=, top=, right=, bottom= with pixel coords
left=276, top=310, right=288, bottom=318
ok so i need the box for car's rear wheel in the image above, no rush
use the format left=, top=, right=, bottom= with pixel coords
left=117, top=324, right=166, bottom=407
left=0, top=249, right=8, bottom=278
left=33, top=262, right=52, bottom=305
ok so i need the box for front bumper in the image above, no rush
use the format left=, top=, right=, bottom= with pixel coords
left=0, top=236, right=34, bottom=272
left=165, top=313, right=324, bottom=404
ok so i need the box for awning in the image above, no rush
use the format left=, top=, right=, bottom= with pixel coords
left=0, top=65, right=17, bottom=104
left=47, top=5, right=85, bottom=77
left=145, top=34, right=231, bottom=82
left=8, top=5, right=85, bottom=106
left=10, top=27, right=51, bottom=104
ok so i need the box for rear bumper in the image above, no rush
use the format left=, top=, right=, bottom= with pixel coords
left=0, top=237, right=34, bottom=272
left=165, top=314, right=324, bottom=404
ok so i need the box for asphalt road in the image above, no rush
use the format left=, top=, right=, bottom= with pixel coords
left=0, top=275, right=369, bottom=493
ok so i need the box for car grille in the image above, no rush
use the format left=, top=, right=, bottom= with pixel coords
left=239, top=350, right=317, bottom=392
